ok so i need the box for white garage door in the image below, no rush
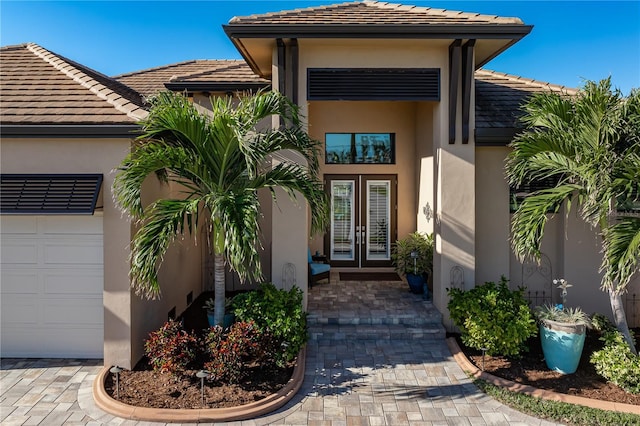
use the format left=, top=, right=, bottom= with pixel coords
left=1, top=215, right=104, bottom=358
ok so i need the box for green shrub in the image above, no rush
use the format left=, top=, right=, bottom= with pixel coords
left=590, top=316, right=640, bottom=394
left=144, top=320, right=198, bottom=374
left=447, top=277, right=537, bottom=356
left=203, top=321, right=263, bottom=383
left=232, top=283, right=307, bottom=366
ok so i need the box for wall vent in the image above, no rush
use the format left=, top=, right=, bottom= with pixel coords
left=307, top=68, right=440, bottom=101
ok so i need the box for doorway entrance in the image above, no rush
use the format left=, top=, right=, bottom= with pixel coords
left=325, top=174, right=397, bottom=267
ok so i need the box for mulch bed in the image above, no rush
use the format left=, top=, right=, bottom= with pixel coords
left=104, top=361, right=293, bottom=409
left=454, top=329, right=640, bottom=406
left=104, top=291, right=294, bottom=409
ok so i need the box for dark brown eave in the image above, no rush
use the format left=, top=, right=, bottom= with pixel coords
left=1, top=124, right=142, bottom=138
left=475, top=128, right=520, bottom=146
left=164, top=81, right=270, bottom=93
left=223, top=23, right=532, bottom=39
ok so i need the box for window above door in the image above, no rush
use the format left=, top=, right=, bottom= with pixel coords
left=325, top=133, right=395, bottom=165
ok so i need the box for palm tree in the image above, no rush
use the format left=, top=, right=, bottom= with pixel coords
left=113, top=91, right=329, bottom=325
left=506, top=78, right=640, bottom=353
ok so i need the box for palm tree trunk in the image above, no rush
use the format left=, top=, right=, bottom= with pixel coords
left=213, top=252, right=226, bottom=326
left=609, top=289, right=638, bottom=355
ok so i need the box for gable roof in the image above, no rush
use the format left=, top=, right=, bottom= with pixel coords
left=474, top=69, right=577, bottom=144
left=228, top=0, right=523, bottom=26
left=115, top=60, right=269, bottom=99
left=0, top=43, right=147, bottom=129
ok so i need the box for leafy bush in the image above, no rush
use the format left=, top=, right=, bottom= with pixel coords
left=590, top=315, right=640, bottom=394
left=144, top=320, right=198, bottom=374
left=391, top=232, right=434, bottom=275
left=447, top=277, right=537, bottom=356
left=232, top=283, right=307, bottom=366
left=203, top=321, right=263, bottom=383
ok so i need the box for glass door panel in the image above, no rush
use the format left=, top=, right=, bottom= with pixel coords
left=365, top=180, right=391, bottom=261
left=330, top=180, right=355, bottom=261
left=326, top=175, right=396, bottom=268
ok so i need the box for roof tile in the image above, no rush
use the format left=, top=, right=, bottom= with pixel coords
left=115, top=60, right=269, bottom=98
left=1, top=43, right=147, bottom=125
left=475, top=68, right=577, bottom=128
left=228, top=1, right=523, bottom=25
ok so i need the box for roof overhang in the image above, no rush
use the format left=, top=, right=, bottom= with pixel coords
left=223, top=24, right=532, bottom=77
left=0, top=124, right=142, bottom=138
left=475, top=128, right=520, bottom=146
left=164, top=81, right=271, bottom=93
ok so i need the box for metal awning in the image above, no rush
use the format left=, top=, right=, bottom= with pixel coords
left=0, top=174, right=103, bottom=214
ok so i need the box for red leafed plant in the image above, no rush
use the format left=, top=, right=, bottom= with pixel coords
left=144, top=320, right=198, bottom=374
left=204, top=321, right=264, bottom=383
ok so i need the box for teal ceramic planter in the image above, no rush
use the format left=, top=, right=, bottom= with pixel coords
left=539, top=320, right=586, bottom=374
left=207, top=311, right=215, bottom=327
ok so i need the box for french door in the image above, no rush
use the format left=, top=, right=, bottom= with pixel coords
left=325, top=175, right=397, bottom=267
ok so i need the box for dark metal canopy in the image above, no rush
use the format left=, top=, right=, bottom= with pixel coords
left=0, top=174, right=103, bottom=215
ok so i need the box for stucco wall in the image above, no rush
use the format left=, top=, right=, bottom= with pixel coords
left=130, top=178, right=203, bottom=366
left=309, top=100, right=421, bottom=251
left=0, top=137, right=134, bottom=368
left=475, top=147, right=510, bottom=284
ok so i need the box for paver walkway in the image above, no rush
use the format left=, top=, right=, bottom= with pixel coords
left=1, top=278, right=562, bottom=425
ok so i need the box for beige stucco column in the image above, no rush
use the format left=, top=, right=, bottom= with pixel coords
left=432, top=79, right=476, bottom=330
left=270, top=46, right=310, bottom=307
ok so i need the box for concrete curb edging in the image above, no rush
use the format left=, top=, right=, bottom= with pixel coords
left=446, top=337, right=640, bottom=416
left=92, top=347, right=306, bottom=423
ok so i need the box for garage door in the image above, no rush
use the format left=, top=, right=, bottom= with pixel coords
left=1, top=215, right=104, bottom=358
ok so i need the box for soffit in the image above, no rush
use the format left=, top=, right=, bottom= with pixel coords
left=0, top=43, right=147, bottom=125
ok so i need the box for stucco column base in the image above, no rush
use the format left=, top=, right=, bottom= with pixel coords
left=93, top=347, right=306, bottom=423
left=446, top=337, right=640, bottom=416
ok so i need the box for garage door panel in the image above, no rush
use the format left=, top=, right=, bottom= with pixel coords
left=1, top=295, right=39, bottom=324
left=42, top=216, right=102, bottom=235
left=1, top=327, right=103, bottom=358
left=45, top=298, right=103, bottom=325
left=44, top=271, right=103, bottom=294
left=0, top=241, right=38, bottom=264
left=0, top=270, right=39, bottom=293
left=0, top=216, right=37, bottom=234
left=43, top=241, right=103, bottom=265
left=0, top=215, right=104, bottom=359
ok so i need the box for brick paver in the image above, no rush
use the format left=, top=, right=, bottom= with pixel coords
left=0, top=279, right=562, bottom=425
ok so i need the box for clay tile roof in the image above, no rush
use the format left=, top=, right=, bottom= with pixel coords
left=475, top=69, right=577, bottom=129
left=228, top=0, right=523, bottom=26
left=0, top=43, right=147, bottom=125
left=115, top=60, right=270, bottom=99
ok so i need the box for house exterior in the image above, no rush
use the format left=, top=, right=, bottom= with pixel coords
left=2, top=1, right=637, bottom=369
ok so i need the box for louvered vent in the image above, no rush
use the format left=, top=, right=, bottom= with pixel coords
left=307, top=68, right=440, bottom=101
left=0, top=174, right=103, bottom=214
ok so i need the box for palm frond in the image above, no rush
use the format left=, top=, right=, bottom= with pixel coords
left=511, top=185, right=580, bottom=261
left=130, top=198, right=201, bottom=299
left=113, top=143, right=192, bottom=218
left=602, top=216, right=640, bottom=293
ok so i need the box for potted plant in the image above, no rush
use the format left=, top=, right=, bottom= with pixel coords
left=535, top=303, right=591, bottom=374
left=203, top=297, right=235, bottom=328
left=392, top=232, right=434, bottom=295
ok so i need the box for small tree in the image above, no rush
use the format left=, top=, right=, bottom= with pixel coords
left=113, top=91, right=329, bottom=325
left=506, top=78, right=640, bottom=353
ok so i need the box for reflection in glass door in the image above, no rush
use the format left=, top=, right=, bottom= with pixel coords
left=326, top=175, right=396, bottom=267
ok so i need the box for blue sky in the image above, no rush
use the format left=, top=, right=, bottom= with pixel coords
left=2, top=1, right=639, bottom=94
